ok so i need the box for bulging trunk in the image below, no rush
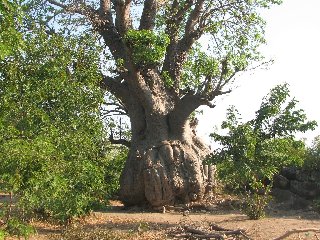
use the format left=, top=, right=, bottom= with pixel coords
left=119, top=118, right=213, bottom=207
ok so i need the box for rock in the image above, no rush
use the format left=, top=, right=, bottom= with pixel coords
left=296, top=170, right=309, bottom=182
left=272, top=188, right=295, bottom=202
left=273, top=174, right=289, bottom=189
left=280, top=167, right=297, bottom=180
left=271, top=188, right=311, bottom=210
left=290, top=180, right=320, bottom=199
left=310, top=171, right=320, bottom=182
left=291, top=197, right=311, bottom=210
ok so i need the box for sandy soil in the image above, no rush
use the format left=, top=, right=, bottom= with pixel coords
left=21, top=201, right=320, bottom=240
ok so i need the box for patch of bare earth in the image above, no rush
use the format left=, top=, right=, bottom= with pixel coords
left=10, top=198, right=319, bottom=240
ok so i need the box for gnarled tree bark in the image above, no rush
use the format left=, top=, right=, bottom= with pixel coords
left=45, top=0, right=271, bottom=207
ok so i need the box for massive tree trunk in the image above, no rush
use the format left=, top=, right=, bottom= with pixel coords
left=119, top=118, right=212, bottom=207
left=118, top=83, right=213, bottom=206
left=44, top=0, right=245, bottom=207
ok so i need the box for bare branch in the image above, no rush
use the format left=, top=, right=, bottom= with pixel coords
left=109, top=131, right=131, bottom=148
left=48, top=0, right=99, bottom=23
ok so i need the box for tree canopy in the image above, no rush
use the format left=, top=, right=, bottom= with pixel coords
left=25, top=0, right=283, bottom=116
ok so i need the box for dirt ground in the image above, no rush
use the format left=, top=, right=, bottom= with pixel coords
left=12, top=199, right=319, bottom=240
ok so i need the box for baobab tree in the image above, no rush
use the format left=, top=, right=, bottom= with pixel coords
left=34, top=0, right=282, bottom=207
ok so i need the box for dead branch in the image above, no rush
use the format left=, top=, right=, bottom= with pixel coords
left=273, top=228, right=320, bottom=240
left=175, top=224, right=252, bottom=240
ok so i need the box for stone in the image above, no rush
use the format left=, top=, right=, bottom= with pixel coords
left=272, top=188, right=294, bottom=202
left=310, top=170, right=320, bottom=182
left=280, top=167, right=297, bottom=180
left=290, top=180, right=320, bottom=199
left=296, top=170, right=310, bottom=182
left=273, top=174, right=289, bottom=189
left=271, top=188, right=311, bottom=210
left=291, top=197, right=311, bottom=210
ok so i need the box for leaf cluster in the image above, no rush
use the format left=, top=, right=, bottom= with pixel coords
left=0, top=0, right=23, bottom=60
left=210, top=84, right=317, bottom=190
left=125, top=29, right=169, bottom=68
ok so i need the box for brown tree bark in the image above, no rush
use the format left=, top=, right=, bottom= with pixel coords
left=45, top=0, right=249, bottom=207
left=119, top=114, right=212, bottom=207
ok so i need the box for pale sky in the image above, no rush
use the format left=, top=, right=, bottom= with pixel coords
left=198, top=0, right=320, bottom=146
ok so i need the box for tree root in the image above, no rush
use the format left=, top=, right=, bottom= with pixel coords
left=173, top=224, right=252, bottom=239
left=273, top=228, right=320, bottom=240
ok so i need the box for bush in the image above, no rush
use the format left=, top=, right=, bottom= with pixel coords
left=304, top=136, right=320, bottom=170
left=241, top=183, right=272, bottom=220
left=209, top=84, right=316, bottom=219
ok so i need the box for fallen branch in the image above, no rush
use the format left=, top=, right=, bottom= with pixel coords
left=176, top=224, right=252, bottom=240
left=175, top=233, right=224, bottom=239
left=274, top=228, right=320, bottom=240
left=210, top=223, right=231, bottom=231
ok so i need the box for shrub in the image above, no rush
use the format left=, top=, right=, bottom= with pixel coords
left=304, top=136, right=320, bottom=170
left=209, top=84, right=316, bottom=219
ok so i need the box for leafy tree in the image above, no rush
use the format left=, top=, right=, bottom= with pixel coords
left=28, top=0, right=283, bottom=207
left=0, top=19, right=113, bottom=223
left=210, top=84, right=317, bottom=190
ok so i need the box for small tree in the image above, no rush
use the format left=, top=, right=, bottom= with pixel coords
left=0, top=22, right=111, bottom=224
left=305, top=135, right=320, bottom=170
left=210, top=84, right=316, bottom=194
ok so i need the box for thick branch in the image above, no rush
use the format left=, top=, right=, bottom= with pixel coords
left=139, top=0, right=158, bottom=30
left=168, top=93, right=216, bottom=137
left=101, top=75, right=130, bottom=105
left=99, top=0, right=112, bottom=20
left=114, top=0, right=132, bottom=35
left=184, top=0, right=205, bottom=35
left=163, top=1, right=205, bottom=94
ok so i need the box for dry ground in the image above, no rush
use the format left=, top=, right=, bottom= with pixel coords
left=6, top=199, right=319, bottom=240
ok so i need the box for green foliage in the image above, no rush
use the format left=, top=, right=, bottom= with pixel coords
left=242, top=188, right=272, bottom=220
left=181, top=48, right=220, bottom=91
left=0, top=24, right=122, bottom=224
left=0, top=0, right=23, bottom=59
left=210, top=84, right=316, bottom=190
left=209, top=83, right=316, bottom=219
left=125, top=29, right=169, bottom=67
left=5, top=218, right=35, bottom=240
left=104, top=146, right=127, bottom=198
left=304, top=136, right=320, bottom=170
left=0, top=230, right=4, bottom=240
left=161, top=71, right=174, bottom=88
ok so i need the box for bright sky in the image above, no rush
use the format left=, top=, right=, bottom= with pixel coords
left=198, top=0, right=320, bottom=146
